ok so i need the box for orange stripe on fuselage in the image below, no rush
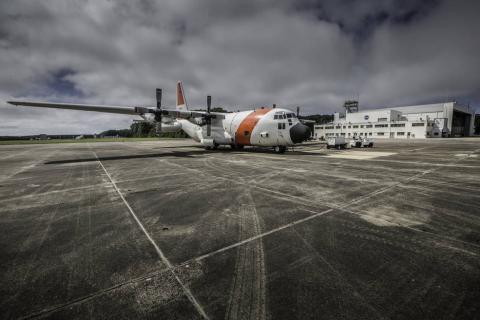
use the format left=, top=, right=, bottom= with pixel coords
left=235, top=108, right=271, bottom=145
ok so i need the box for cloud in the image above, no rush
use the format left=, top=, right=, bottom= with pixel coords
left=0, top=0, right=478, bottom=135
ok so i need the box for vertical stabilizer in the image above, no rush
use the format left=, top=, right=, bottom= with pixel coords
left=176, top=81, right=188, bottom=110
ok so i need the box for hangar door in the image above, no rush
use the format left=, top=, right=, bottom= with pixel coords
left=451, top=110, right=471, bottom=137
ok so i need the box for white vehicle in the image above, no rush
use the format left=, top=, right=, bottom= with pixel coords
left=350, top=137, right=374, bottom=148
left=7, top=82, right=312, bottom=153
left=326, top=136, right=347, bottom=149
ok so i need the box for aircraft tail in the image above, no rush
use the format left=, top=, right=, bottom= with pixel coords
left=176, top=81, right=188, bottom=110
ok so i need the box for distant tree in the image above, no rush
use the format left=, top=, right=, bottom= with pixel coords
left=130, top=122, right=154, bottom=137
left=99, top=129, right=132, bottom=137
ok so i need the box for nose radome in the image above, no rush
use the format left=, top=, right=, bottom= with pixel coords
left=289, top=123, right=311, bottom=143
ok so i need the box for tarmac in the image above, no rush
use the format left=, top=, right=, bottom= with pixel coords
left=0, top=138, right=479, bottom=319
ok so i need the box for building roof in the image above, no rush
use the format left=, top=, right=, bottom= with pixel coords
left=362, top=102, right=452, bottom=114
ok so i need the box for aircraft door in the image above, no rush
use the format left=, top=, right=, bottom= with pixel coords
left=277, top=121, right=287, bottom=144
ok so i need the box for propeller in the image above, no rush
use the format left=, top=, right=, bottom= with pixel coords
left=297, top=106, right=300, bottom=118
left=206, top=95, right=212, bottom=136
left=155, top=88, right=162, bottom=134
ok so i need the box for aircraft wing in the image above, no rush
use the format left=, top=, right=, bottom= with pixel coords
left=165, top=109, right=226, bottom=119
left=7, top=100, right=226, bottom=119
left=7, top=100, right=146, bottom=115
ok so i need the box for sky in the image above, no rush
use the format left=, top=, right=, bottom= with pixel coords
left=0, top=0, right=479, bottom=135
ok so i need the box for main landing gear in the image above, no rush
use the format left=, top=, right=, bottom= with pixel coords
left=230, top=144, right=244, bottom=150
left=205, top=142, right=219, bottom=150
left=273, top=146, right=287, bottom=154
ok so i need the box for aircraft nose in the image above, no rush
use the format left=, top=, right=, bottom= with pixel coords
left=289, top=122, right=311, bottom=143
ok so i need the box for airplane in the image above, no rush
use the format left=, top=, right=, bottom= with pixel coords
left=7, top=82, right=312, bottom=153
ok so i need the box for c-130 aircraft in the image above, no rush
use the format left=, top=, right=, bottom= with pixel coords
left=8, top=82, right=311, bottom=153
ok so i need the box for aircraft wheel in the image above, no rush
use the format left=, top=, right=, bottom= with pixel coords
left=274, top=146, right=286, bottom=153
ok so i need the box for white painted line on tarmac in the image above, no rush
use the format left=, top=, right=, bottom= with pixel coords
left=194, top=208, right=334, bottom=262
left=92, top=151, right=210, bottom=320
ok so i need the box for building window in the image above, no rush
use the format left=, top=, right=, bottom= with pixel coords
left=343, top=126, right=346, bottom=129
left=397, top=132, right=405, bottom=136
left=325, top=126, right=334, bottom=129
left=341, top=133, right=345, bottom=136
left=378, top=117, right=387, bottom=122
left=348, top=126, right=351, bottom=128
left=434, top=132, right=439, bottom=136
left=353, top=125, right=359, bottom=128
left=360, top=125, right=364, bottom=128
left=375, top=124, right=388, bottom=128
left=391, top=123, right=405, bottom=127
left=366, top=125, right=372, bottom=128
left=369, top=132, right=372, bottom=136
left=377, top=132, right=384, bottom=136
left=412, top=123, right=425, bottom=127
left=336, top=126, right=341, bottom=129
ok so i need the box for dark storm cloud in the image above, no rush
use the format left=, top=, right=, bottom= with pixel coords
left=0, top=0, right=478, bottom=135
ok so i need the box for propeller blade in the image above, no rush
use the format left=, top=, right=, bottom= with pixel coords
left=155, top=88, right=162, bottom=134
left=206, top=95, right=211, bottom=136
left=296, top=106, right=300, bottom=117
left=156, top=88, right=162, bottom=109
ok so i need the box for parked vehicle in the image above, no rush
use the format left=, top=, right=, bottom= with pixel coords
left=349, top=136, right=374, bottom=148
left=326, top=136, right=347, bottom=149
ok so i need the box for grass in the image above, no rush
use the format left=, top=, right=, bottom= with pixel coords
left=0, top=137, right=179, bottom=145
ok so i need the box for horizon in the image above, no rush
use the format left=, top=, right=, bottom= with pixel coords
left=1, top=0, right=479, bottom=135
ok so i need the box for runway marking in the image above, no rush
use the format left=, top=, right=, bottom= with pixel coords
left=407, top=147, right=430, bottom=152
left=194, top=208, right=335, bottom=262
left=18, top=147, right=479, bottom=318
left=164, top=150, right=480, bottom=257
left=91, top=151, right=209, bottom=320
left=236, top=152, right=480, bottom=168
left=325, top=151, right=396, bottom=160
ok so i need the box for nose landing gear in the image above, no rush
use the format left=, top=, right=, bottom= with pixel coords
left=274, top=146, right=287, bottom=153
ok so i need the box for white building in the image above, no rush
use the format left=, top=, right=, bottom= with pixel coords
left=314, top=102, right=475, bottom=139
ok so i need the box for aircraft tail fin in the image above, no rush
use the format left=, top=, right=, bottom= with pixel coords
left=176, top=81, right=188, bottom=110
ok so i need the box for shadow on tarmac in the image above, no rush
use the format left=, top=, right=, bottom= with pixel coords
left=45, top=150, right=210, bottom=164
left=45, top=146, right=328, bottom=164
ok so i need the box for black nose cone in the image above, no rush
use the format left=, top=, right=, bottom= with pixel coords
left=290, top=123, right=311, bottom=143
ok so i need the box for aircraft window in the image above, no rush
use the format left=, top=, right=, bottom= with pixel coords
left=287, top=113, right=292, bottom=118
left=282, top=114, right=287, bottom=119
left=274, top=115, right=279, bottom=120
left=244, top=130, right=250, bottom=136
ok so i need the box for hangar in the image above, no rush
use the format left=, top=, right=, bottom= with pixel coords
left=314, top=101, right=475, bottom=139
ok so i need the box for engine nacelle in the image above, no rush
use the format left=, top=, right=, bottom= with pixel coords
left=157, top=121, right=182, bottom=133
